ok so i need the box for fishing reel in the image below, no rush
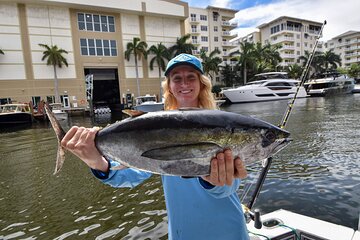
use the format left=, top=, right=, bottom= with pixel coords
left=243, top=205, right=262, bottom=229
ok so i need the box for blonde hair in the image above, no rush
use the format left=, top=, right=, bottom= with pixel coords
left=161, top=72, right=217, bottom=110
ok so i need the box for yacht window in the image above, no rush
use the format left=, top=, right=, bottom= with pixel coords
left=264, top=82, right=291, bottom=87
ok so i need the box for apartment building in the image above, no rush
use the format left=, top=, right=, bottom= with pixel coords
left=185, top=6, right=238, bottom=83
left=257, top=16, right=323, bottom=67
left=326, top=31, right=360, bottom=67
left=0, top=0, right=188, bottom=107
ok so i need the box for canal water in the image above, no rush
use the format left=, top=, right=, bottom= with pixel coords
left=0, top=95, right=359, bottom=239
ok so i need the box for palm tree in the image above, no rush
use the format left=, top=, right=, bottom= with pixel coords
left=148, top=43, right=170, bottom=98
left=230, top=42, right=256, bottom=84
left=200, top=49, right=222, bottom=81
left=320, top=50, right=341, bottom=71
left=39, top=44, right=68, bottom=103
left=299, top=50, right=323, bottom=74
left=124, top=37, right=148, bottom=96
left=286, top=64, right=303, bottom=79
left=263, top=43, right=282, bottom=70
left=169, top=34, right=195, bottom=57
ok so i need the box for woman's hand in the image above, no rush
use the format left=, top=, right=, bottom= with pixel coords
left=61, top=126, right=108, bottom=172
left=202, top=149, right=247, bottom=186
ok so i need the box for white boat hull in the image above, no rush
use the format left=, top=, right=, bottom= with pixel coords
left=134, top=102, right=164, bottom=112
left=52, top=110, right=68, bottom=121
left=223, top=87, right=308, bottom=103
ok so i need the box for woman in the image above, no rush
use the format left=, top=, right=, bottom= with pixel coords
left=61, top=54, right=250, bottom=239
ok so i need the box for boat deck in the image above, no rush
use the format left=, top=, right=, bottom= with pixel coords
left=247, top=209, right=359, bottom=240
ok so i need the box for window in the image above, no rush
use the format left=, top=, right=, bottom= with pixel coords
left=191, top=25, right=197, bottom=33
left=297, top=43, right=300, bottom=47
left=78, top=13, right=85, bottom=30
left=88, top=39, right=95, bottom=55
left=201, top=46, right=208, bottom=52
left=192, top=36, right=198, bottom=44
left=191, top=13, right=197, bottom=22
left=201, top=36, right=208, bottom=42
left=93, top=15, right=100, bottom=31
left=80, top=38, right=118, bottom=56
left=77, top=13, right=115, bottom=32
left=214, top=26, right=218, bottom=32
left=200, top=15, right=207, bottom=21
left=200, top=25, right=208, bottom=31
left=214, top=36, right=218, bottom=42
left=96, top=39, right=103, bottom=55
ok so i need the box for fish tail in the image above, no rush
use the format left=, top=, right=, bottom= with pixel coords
left=44, top=104, right=66, bottom=175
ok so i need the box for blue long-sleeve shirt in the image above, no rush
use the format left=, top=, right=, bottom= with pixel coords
left=92, top=160, right=249, bottom=240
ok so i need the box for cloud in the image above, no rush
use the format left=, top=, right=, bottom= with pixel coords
left=233, top=0, right=360, bottom=41
left=210, top=0, right=232, bottom=8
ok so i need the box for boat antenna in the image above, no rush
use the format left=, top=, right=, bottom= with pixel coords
left=279, top=20, right=327, bottom=129
left=243, top=20, right=327, bottom=229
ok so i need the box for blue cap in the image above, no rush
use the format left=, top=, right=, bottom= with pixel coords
left=164, top=53, right=204, bottom=76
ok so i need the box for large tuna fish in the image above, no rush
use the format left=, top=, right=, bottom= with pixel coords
left=45, top=105, right=291, bottom=176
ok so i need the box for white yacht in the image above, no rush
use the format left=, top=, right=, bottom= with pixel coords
left=133, top=94, right=164, bottom=112
left=222, top=72, right=308, bottom=103
left=304, top=71, right=355, bottom=96
left=352, top=78, right=360, bottom=93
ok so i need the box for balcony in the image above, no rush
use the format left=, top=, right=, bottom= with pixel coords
left=282, top=45, right=295, bottom=50
left=221, top=21, right=237, bottom=28
left=281, top=53, right=296, bottom=59
left=222, top=41, right=237, bottom=47
left=345, top=58, right=360, bottom=63
left=189, top=17, right=199, bottom=23
left=222, top=31, right=232, bottom=37
left=272, top=36, right=294, bottom=44
left=191, top=29, right=200, bottom=34
left=191, top=40, right=200, bottom=45
left=192, top=50, right=200, bottom=55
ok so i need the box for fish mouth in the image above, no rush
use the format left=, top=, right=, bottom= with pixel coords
left=272, top=138, right=292, bottom=154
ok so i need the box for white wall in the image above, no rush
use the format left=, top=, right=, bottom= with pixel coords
left=26, top=4, right=76, bottom=79
left=0, top=3, right=26, bottom=80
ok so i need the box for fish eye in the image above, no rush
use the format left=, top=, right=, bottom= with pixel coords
left=265, top=130, right=276, bottom=143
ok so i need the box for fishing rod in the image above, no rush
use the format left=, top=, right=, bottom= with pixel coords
left=244, top=20, right=327, bottom=228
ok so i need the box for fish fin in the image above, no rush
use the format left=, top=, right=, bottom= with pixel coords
left=110, top=164, right=128, bottom=170
left=122, top=109, right=146, bottom=117
left=54, top=143, right=66, bottom=175
left=141, top=142, right=222, bottom=161
left=45, top=104, right=67, bottom=174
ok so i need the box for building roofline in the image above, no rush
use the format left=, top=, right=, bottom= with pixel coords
left=257, top=16, right=323, bottom=29
left=206, top=5, right=238, bottom=13
left=330, top=30, right=360, bottom=39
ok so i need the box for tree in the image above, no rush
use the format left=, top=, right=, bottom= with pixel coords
left=124, top=37, right=148, bottom=96
left=348, top=63, right=360, bottom=79
left=200, top=49, right=222, bottom=81
left=39, top=44, right=68, bottom=103
left=148, top=43, right=170, bottom=98
left=286, top=64, right=303, bottom=79
left=230, top=42, right=256, bottom=84
left=220, top=63, right=242, bottom=87
left=169, top=34, right=195, bottom=57
left=320, top=50, right=341, bottom=71
left=299, top=50, right=323, bottom=74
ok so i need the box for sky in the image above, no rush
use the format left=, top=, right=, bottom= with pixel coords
left=181, top=0, right=360, bottom=41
